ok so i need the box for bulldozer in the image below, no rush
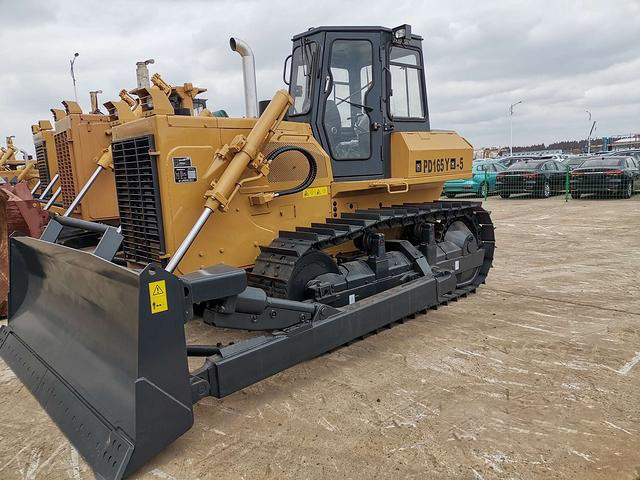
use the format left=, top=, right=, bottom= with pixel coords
left=0, top=25, right=494, bottom=479
left=31, top=120, right=59, bottom=200
left=0, top=136, right=40, bottom=190
left=41, top=69, right=208, bottom=222
left=0, top=64, right=210, bottom=318
left=0, top=135, right=44, bottom=315
left=0, top=96, right=118, bottom=318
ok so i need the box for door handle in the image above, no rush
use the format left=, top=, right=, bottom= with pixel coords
left=372, top=122, right=381, bottom=131
left=324, top=75, right=333, bottom=93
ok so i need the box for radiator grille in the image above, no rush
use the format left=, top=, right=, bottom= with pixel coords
left=34, top=141, right=51, bottom=195
left=54, top=130, right=76, bottom=208
left=112, top=135, right=165, bottom=265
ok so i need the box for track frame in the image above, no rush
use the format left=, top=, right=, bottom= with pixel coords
left=191, top=200, right=495, bottom=401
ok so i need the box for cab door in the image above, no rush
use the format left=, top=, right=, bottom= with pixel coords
left=318, top=33, right=384, bottom=180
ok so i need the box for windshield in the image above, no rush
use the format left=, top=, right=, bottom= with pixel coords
left=568, top=158, right=584, bottom=166
left=473, top=163, right=495, bottom=172
left=509, top=160, right=545, bottom=170
left=288, top=41, right=318, bottom=116
left=579, top=158, right=624, bottom=168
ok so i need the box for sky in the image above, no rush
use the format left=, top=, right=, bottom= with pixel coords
left=0, top=0, right=639, bottom=155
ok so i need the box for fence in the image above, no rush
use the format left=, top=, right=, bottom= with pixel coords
left=444, top=161, right=638, bottom=202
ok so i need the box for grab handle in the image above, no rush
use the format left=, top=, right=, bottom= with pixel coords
left=369, top=181, right=409, bottom=194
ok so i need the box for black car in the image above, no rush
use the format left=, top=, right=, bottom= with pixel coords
left=563, top=156, right=588, bottom=170
left=570, top=156, right=640, bottom=199
left=605, top=149, right=640, bottom=164
left=496, top=154, right=561, bottom=168
left=496, top=159, right=567, bottom=198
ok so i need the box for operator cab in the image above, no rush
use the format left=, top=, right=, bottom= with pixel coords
left=285, top=25, right=430, bottom=180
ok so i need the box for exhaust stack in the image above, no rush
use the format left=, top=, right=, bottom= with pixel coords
left=136, top=59, right=155, bottom=88
left=229, top=37, right=258, bottom=118
left=89, top=90, right=103, bottom=114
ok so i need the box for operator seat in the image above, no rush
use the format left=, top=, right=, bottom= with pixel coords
left=324, top=100, right=342, bottom=145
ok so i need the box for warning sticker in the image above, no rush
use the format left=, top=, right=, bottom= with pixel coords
left=302, top=186, right=329, bottom=198
left=148, top=280, right=168, bottom=314
left=173, top=157, right=197, bottom=183
left=173, top=157, right=192, bottom=168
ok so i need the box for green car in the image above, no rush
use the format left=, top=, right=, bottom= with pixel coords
left=443, top=160, right=506, bottom=198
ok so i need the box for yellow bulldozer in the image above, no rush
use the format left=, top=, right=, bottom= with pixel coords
left=0, top=25, right=494, bottom=480
left=31, top=120, right=58, bottom=198
left=0, top=63, right=210, bottom=316
left=0, top=136, right=40, bottom=190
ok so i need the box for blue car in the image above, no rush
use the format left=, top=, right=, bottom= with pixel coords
left=443, top=160, right=506, bottom=198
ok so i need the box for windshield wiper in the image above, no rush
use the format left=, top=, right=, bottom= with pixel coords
left=336, top=96, right=373, bottom=112
left=335, top=80, right=373, bottom=111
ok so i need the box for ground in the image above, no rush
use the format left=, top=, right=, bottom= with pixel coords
left=1, top=194, right=639, bottom=480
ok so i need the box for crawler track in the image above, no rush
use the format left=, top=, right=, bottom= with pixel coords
left=248, top=200, right=495, bottom=301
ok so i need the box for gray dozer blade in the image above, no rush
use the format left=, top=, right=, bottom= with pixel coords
left=0, top=237, right=194, bottom=480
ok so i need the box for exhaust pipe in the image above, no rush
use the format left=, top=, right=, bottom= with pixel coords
left=89, top=90, right=103, bottom=114
left=136, top=59, right=155, bottom=88
left=229, top=37, right=258, bottom=118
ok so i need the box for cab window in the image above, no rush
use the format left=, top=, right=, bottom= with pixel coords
left=288, top=41, right=318, bottom=116
left=389, top=47, right=424, bottom=119
left=323, top=40, right=373, bottom=160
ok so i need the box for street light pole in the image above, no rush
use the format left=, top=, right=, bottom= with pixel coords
left=70, top=52, right=79, bottom=102
left=587, top=121, right=596, bottom=155
left=509, top=100, right=522, bottom=156
left=586, top=110, right=593, bottom=154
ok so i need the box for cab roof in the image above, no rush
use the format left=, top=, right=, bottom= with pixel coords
left=292, top=26, right=423, bottom=41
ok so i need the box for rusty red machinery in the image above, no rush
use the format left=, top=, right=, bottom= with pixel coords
left=0, top=182, right=49, bottom=315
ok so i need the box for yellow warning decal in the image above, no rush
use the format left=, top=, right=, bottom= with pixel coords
left=148, top=280, right=168, bottom=314
left=302, top=186, right=329, bottom=198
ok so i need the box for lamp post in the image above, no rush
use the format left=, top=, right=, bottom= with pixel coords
left=509, top=100, right=522, bottom=156
left=70, top=53, right=79, bottom=102
left=586, top=110, right=594, bottom=154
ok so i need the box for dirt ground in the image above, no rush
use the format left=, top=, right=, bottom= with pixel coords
left=1, top=194, right=639, bottom=480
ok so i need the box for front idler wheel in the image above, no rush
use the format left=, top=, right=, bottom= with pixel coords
left=285, top=250, right=340, bottom=301
left=443, top=220, right=480, bottom=287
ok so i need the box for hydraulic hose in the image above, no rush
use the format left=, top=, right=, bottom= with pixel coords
left=268, top=145, right=317, bottom=198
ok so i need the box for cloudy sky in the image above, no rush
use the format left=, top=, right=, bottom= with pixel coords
left=1, top=0, right=639, bottom=154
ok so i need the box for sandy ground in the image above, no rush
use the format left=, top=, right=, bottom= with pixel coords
left=0, top=194, right=639, bottom=480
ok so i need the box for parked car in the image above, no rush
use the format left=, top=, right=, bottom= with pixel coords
left=496, top=154, right=562, bottom=169
left=570, top=156, right=640, bottom=199
left=562, top=155, right=588, bottom=170
left=604, top=149, right=640, bottom=164
left=496, top=158, right=567, bottom=198
left=443, top=160, right=506, bottom=198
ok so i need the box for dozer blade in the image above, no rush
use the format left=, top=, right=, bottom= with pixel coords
left=0, top=237, right=194, bottom=480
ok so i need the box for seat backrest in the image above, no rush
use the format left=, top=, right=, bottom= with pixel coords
left=324, top=100, right=342, bottom=138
